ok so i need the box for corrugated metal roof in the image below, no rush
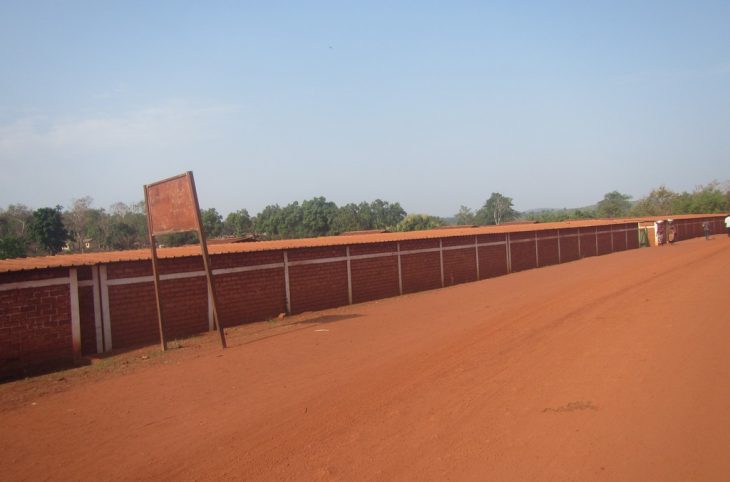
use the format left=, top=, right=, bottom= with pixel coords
left=0, top=214, right=725, bottom=274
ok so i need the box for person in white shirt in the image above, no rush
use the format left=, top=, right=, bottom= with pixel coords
left=725, top=214, right=730, bottom=237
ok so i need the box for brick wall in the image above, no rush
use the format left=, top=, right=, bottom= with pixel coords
left=108, top=281, right=158, bottom=348
left=1, top=283, right=72, bottom=377
left=596, top=229, right=613, bottom=256
left=400, top=239, right=442, bottom=294
left=217, top=267, right=286, bottom=325
left=559, top=229, right=580, bottom=263
left=611, top=226, right=627, bottom=252
left=626, top=224, right=639, bottom=249
left=2, top=216, right=725, bottom=377
left=1, top=269, right=73, bottom=377
left=509, top=232, right=537, bottom=272
left=79, top=284, right=96, bottom=355
left=443, top=237, right=478, bottom=287
left=579, top=227, right=597, bottom=257
left=215, top=251, right=286, bottom=325
left=477, top=234, right=508, bottom=278
left=537, top=230, right=560, bottom=267
left=288, top=247, right=349, bottom=313
left=350, top=243, right=399, bottom=303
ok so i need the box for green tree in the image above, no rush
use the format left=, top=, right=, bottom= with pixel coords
left=0, top=204, right=32, bottom=238
left=223, top=209, right=252, bottom=236
left=84, top=208, right=111, bottom=250
left=525, top=207, right=597, bottom=223
left=527, top=209, right=570, bottom=223
left=395, top=214, right=445, bottom=232
left=631, top=186, right=677, bottom=216
left=571, top=209, right=597, bottom=220
left=278, top=202, right=305, bottom=238
left=596, top=191, right=632, bottom=218
left=301, top=197, right=337, bottom=236
left=0, top=205, right=30, bottom=259
left=369, top=199, right=406, bottom=229
left=200, top=208, right=224, bottom=238
left=253, top=204, right=283, bottom=238
left=685, top=183, right=727, bottom=213
left=64, top=196, right=94, bottom=251
left=330, top=203, right=366, bottom=234
left=355, top=201, right=374, bottom=229
left=28, top=206, right=69, bottom=255
left=252, top=202, right=306, bottom=239
left=107, top=201, right=148, bottom=249
left=475, top=193, right=519, bottom=225
left=107, top=222, right=139, bottom=250
left=0, top=237, right=27, bottom=259
left=157, top=231, right=198, bottom=247
left=454, top=205, right=476, bottom=225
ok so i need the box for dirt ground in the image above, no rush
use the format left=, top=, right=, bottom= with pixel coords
left=2, top=236, right=729, bottom=481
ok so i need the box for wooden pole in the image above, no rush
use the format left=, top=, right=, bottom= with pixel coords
left=187, top=173, right=227, bottom=348
left=144, top=185, right=168, bottom=351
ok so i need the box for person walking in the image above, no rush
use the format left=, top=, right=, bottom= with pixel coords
left=668, top=220, right=676, bottom=245
left=656, top=220, right=666, bottom=246
left=703, top=221, right=710, bottom=240
left=725, top=214, right=730, bottom=237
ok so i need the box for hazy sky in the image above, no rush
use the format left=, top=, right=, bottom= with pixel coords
left=1, top=1, right=728, bottom=216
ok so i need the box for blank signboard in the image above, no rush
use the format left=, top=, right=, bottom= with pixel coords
left=146, top=173, right=199, bottom=236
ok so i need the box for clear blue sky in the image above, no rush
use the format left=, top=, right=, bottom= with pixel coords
left=1, top=1, right=728, bottom=216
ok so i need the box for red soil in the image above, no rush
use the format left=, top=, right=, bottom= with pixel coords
left=1, top=236, right=729, bottom=481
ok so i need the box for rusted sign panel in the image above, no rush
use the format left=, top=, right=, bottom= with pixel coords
left=146, top=173, right=199, bottom=235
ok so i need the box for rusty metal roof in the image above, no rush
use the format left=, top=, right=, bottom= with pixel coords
left=0, top=214, right=725, bottom=274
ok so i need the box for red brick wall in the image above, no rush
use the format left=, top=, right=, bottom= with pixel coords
left=689, top=220, right=701, bottom=238
left=108, top=282, right=157, bottom=348
left=536, top=230, right=560, bottom=267
left=477, top=234, right=508, bottom=278
left=9, top=217, right=728, bottom=376
left=161, top=276, right=209, bottom=340
left=350, top=243, right=399, bottom=303
left=714, top=218, right=725, bottom=235
left=1, top=284, right=73, bottom=377
left=106, top=260, right=151, bottom=279
left=626, top=225, right=639, bottom=249
left=109, top=275, right=210, bottom=348
left=685, top=217, right=726, bottom=237
left=288, top=247, right=349, bottom=313
left=596, top=229, right=612, bottom=255
left=0, top=268, right=68, bottom=285
left=579, top=228, right=597, bottom=258
left=400, top=239, right=441, bottom=294
left=559, top=229, right=580, bottom=263
left=612, top=226, right=627, bottom=252
left=214, top=251, right=286, bottom=325
left=106, top=256, right=209, bottom=280
left=78, top=285, right=97, bottom=355
left=443, top=237, right=478, bottom=287
left=217, top=267, right=286, bottom=325
left=509, top=233, right=537, bottom=272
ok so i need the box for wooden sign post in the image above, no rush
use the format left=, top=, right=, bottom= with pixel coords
left=144, top=172, right=227, bottom=350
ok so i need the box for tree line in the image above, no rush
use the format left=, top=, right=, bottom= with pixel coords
left=0, top=197, right=434, bottom=259
left=1, top=181, right=728, bottom=260
left=524, top=182, right=730, bottom=222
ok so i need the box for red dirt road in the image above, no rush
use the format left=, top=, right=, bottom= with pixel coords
left=2, top=237, right=730, bottom=481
